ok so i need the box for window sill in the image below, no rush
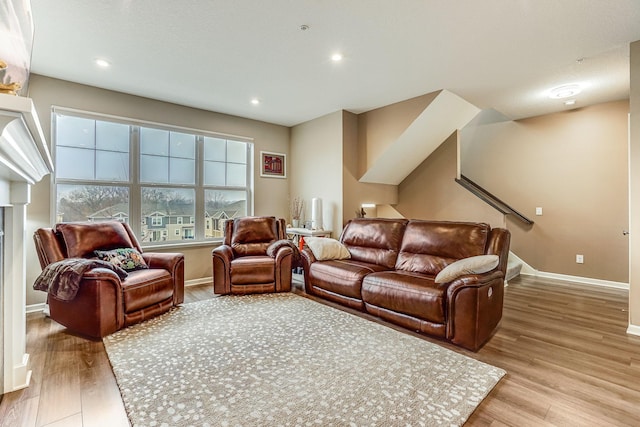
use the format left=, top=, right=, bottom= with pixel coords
left=141, top=239, right=222, bottom=251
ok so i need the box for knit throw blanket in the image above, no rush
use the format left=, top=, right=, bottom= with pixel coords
left=33, top=258, right=128, bottom=301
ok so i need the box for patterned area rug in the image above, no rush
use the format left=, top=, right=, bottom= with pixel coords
left=104, top=293, right=505, bottom=426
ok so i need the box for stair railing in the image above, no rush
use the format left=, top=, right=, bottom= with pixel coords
left=455, top=174, right=534, bottom=225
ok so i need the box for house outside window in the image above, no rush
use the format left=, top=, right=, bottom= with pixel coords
left=53, top=109, right=253, bottom=244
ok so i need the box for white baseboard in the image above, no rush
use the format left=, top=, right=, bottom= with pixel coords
left=26, top=302, right=47, bottom=314
left=627, top=324, right=640, bottom=336
left=520, top=270, right=629, bottom=290
left=185, top=277, right=212, bottom=287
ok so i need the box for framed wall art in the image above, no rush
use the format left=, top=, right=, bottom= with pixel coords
left=260, top=151, right=286, bottom=178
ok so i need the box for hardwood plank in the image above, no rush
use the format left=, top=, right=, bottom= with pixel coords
left=79, top=343, right=129, bottom=427
left=40, top=413, right=83, bottom=427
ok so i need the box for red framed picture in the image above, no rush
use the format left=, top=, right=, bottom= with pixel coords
left=260, top=151, right=286, bottom=178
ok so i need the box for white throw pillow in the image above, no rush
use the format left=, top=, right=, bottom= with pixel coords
left=305, top=237, right=351, bottom=261
left=434, top=255, right=499, bottom=284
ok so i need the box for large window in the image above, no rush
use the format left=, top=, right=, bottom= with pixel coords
left=53, top=110, right=252, bottom=244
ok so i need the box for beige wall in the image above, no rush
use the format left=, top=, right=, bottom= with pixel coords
left=357, top=91, right=439, bottom=175
left=343, top=111, right=397, bottom=224
left=630, top=40, right=640, bottom=326
left=25, top=75, right=290, bottom=305
left=290, top=111, right=343, bottom=235
left=462, top=101, right=629, bottom=282
left=395, top=132, right=505, bottom=227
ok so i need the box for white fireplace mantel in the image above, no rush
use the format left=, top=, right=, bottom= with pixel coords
left=0, top=93, right=53, bottom=394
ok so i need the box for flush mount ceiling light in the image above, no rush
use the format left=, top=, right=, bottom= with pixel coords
left=331, top=53, right=343, bottom=62
left=95, top=58, right=110, bottom=68
left=250, top=98, right=260, bottom=105
left=549, top=84, right=582, bottom=99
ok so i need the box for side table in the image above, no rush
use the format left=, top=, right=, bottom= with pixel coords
left=286, top=227, right=332, bottom=251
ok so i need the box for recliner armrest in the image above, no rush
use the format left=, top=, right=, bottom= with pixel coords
left=143, top=252, right=184, bottom=272
left=212, top=245, right=234, bottom=295
left=267, top=239, right=297, bottom=259
left=143, top=252, right=185, bottom=304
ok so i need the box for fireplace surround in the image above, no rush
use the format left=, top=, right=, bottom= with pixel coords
left=0, top=93, right=53, bottom=394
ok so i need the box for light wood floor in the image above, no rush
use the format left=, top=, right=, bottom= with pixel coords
left=2, top=275, right=640, bottom=426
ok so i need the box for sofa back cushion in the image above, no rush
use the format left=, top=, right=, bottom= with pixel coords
left=229, top=216, right=279, bottom=257
left=57, top=221, right=137, bottom=259
left=395, top=220, right=490, bottom=275
left=340, top=218, right=408, bottom=269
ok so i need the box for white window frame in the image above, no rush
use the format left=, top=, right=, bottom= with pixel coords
left=51, top=107, right=254, bottom=246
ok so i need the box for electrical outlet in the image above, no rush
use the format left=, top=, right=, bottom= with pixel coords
left=576, top=254, right=584, bottom=264
left=535, top=207, right=543, bottom=216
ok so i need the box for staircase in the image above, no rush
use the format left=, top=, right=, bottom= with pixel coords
left=506, top=253, right=523, bottom=282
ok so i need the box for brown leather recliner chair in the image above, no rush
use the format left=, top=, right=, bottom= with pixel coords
left=212, top=216, right=295, bottom=295
left=33, top=221, right=184, bottom=338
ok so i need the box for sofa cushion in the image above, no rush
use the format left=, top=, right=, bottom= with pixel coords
left=305, top=237, right=351, bottom=261
left=362, top=271, right=447, bottom=324
left=341, top=218, right=408, bottom=269
left=434, top=255, right=499, bottom=284
left=309, top=260, right=388, bottom=299
left=395, top=221, right=490, bottom=276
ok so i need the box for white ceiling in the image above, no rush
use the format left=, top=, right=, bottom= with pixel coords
left=29, top=0, right=640, bottom=127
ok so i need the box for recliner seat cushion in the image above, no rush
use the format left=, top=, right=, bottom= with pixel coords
left=122, top=269, right=174, bottom=313
left=362, top=271, right=447, bottom=324
left=230, top=256, right=275, bottom=285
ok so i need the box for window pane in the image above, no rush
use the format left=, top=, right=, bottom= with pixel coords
left=170, top=132, right=195, bottom=158
left=56, top=146, right=95, bottom=180
left=140, top=127, right=169, bottom=155
left=170, top=158, right=195, bottom=184
left=227, top=140, right=247, bottom=164
left=140, top=154, right=169, bottom=183
left=141, top=187, right=195, bottom=243
left=204, top=137, right=226, bottom=161
left=56, top=115, right=95, bottom=148
left=96, top=150, right=129, bottom=181
left=227, top=163, right=246, bottom=187
left=204, top=161, right=225, bottom=186
left=56, top=184, right=129, bottom=223
left=205, top=189, right=247, bottom=238
left=96, top=121, right=129, bottom=152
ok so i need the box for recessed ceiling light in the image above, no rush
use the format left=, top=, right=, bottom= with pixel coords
left=331, top=53, right=343, bottom=62
left=549, top=84, right=582, bottom=99
left=95, top=58, right=110, bottom=68
left=251, top=98, right=260, bottom=105
left=564, top=99, right=576, bottom=106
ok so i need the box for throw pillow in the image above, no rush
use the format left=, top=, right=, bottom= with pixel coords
left=434, top=254, right=499, bottom=284
left=305, top=237, right=351, bottom=261
left=94, top=248, right=149, bottom=272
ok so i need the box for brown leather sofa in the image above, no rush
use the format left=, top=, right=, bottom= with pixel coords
left=212, top=216, right=295, bottom=295
left=301, top=218, right=511, bottom=351
left=33, top=221, right=184, bottom=338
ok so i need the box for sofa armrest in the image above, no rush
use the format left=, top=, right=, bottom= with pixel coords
left=299, top=247, right=317, bottom=266
left=445, top=270, right=505, bottom=351
left=212, top=245, right=234, bottom=295
left=142, top=252, right=185, bottom=304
